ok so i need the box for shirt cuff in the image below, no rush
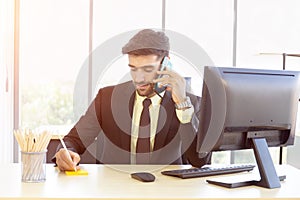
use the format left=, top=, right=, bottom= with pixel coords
left=175, top=105, right=194, bottom=124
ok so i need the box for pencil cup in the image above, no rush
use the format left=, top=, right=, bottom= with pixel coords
left=21, top=151, right=47, bottom=183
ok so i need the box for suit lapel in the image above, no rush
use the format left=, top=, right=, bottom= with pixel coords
left=110, top=82, right=136, bottom=153
left=153, top=91, right=175, bottom=151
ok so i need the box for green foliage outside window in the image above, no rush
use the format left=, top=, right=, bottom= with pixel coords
left=21, top=81, right=75, bottom=129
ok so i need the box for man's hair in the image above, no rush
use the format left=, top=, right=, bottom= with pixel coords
left=122, top=29, right=170, bottom=58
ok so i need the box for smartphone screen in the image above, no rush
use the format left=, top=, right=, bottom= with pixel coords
left=154, top=57, right=172, bottom=94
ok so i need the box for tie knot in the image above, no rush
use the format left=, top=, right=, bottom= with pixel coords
left=143, top=98, right=151, bottom=108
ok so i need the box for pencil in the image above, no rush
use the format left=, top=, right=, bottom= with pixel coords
left=59, top=136, right=77, bottom=171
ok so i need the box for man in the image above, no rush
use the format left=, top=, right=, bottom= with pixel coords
left=54, top=29, right=210, bottom=171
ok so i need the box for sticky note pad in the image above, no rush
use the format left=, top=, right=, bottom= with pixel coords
left=65, top=169, right=88, bottom=176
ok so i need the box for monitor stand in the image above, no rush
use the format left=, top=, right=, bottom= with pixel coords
left=206, top=137, right=286, bottom=189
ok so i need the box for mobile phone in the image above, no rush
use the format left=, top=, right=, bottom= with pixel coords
left=154, top=57, right=173, bottom=94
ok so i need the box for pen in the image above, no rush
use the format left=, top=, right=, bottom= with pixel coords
left=59, top=136, right=77, bottom=171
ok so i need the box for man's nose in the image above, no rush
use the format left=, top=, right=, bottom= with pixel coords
left=134, top=71, right=146, bottom=82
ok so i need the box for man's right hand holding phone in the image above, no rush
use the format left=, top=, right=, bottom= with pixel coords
left=153, top=59, right=187, bottom=106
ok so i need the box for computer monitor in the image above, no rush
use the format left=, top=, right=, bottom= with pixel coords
left=197, top=66, right=300, bottom=188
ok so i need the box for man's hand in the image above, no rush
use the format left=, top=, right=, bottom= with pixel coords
left=153, top=69, right=187, bottom=103
left=55, top=148, right=81, bottom=171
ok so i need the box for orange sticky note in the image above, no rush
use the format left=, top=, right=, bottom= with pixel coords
left=65, top=169, right=88, bottom=176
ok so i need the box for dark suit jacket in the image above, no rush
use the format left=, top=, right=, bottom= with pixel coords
left=55, top=81, right=210, bottom=167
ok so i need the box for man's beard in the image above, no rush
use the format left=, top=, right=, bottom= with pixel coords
left=135, top=82, right=155, bottom=97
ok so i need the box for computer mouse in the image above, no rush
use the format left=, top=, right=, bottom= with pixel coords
left=131, top=172, right=155, bottom=182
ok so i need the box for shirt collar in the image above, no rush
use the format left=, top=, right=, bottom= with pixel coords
left=135, top=91, right=165, bottom=106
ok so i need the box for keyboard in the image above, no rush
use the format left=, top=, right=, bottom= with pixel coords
left=161, top=164, right=255, bottom=179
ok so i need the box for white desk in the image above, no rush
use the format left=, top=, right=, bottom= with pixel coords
left=1, top=164, right=300, bottom=200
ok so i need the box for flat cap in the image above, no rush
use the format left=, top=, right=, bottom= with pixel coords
left=122, top=29, right=170, bottom=54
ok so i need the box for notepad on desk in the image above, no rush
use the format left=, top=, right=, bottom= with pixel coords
left=65, top=169, right=88, bottom=176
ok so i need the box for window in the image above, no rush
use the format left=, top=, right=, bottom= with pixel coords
left=166, top=0, right=234, bottom=67
left=0, top=0, right=14, bottom=163
left=165, top=0, right=234, bottom=164
left=19, top=0, right=89, bottom=132
left=7, top=0, right=300, bottom=165
left=235, top=0, right=300, bottom=164
left=91, top=0, right=162, bottom=96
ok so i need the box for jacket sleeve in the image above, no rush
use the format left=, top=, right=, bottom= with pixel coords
left=51, top=89, right=103, bottom=163
left=181, top=93, right=212, bottom=167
